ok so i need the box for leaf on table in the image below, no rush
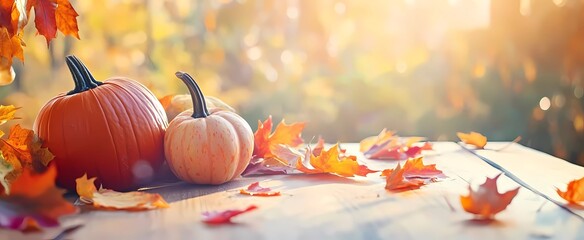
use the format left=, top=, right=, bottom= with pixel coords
left=360, top=129, right=433, bottom=160
left=360, top=128, right=395, bottom=153
left=311, top=136, right=349, bottom=157
left=556, top=177, right=584, bottom=204
left=75, top=174, right=169, bottom=210
left=239, top=182, right=280, bottom=197
left=457, top=132, right=487, bottom=149
left=241, top=144, right=300, bottom=176
left=460, top=173, right=519, bottom=219
left=296, top=143, right=377, bottom=177
left=0, top=165, right=77, bottom=231
left=381, top=157, right=446, bottom=179
left=202, top=205, right=258, bottom=224
left=254, top=116, right=305, bottom=159
left=242, top=116, right=305, bottom=176
left=385, top=163, right=425, bottom=191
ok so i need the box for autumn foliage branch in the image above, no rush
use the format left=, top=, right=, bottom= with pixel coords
left=0, top=0, right=80, bottom=84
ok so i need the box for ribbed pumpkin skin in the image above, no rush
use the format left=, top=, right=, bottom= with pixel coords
left=33, top=78, right=168, bottom=191
left=164, top=108, right=253, bottom=184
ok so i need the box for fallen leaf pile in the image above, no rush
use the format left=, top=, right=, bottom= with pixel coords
left=460, top=173, right=519, bottom=219
left=75, top=174, right=169, bottom=210
left=0, top=106, right=54, bottom=194
left=239, top=182, right=281, bottom=197
left=242, top=116, right=306, bottom=176
left=0, top=165, right=76, bottom=231
left=360, top=128, right=433, bottom=160
left=556, top=177, right=584, bottom=205
left=202, top=205, right=258, bottom=224
left=296, top=143, right=377, bottom=177
left=0, top=0, right=80, bottom=85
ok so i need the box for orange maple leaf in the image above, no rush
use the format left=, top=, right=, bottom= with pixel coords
left=0, top=165, right=77, bottom=231
left=385, top=163, right=425, bottom=191
left=556, top=177, right=584, bottom=204
left=457, top=132, right=487, bottom=149
left=296, top=143, right=376, bottom=177
left=55, top=0, right=79, bottom=39
left=381, top=157, right=445, bottom=179
left=0, top=124, right=34, bottom=181
left=361, top=129, right=433, bottom=160
left=0, top=123, right=54, bottom=192
left=254, top=116, right=305, bottom=159
left=0, top=1, right=20, bottom=37
left=29, top=0, right=80, bottom=45
left=76, top=174, right=169, bottom=210
left=460, top=173, right=519, bottom=219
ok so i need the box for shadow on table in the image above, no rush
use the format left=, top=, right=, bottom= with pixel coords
left=140, top=173, right=376, bottom=203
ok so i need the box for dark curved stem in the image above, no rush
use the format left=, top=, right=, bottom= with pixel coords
left=70, top=55, right=103, bottom=88
left=66, top=56, right=89, bottom=95
left=175, top=71, right=209, bottom=118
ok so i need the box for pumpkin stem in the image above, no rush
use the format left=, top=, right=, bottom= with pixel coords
left=65, top=57, right=89, bottom=95
left=175, top=71, right=210, bottom=118
left=69, top=55, right=103, bottom=88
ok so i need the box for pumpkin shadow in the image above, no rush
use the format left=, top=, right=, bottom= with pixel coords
left=144, top=178, right=264, bottom=203
left=462, top=218, right=506, bottom=227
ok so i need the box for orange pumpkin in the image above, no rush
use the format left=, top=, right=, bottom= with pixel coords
left=33, top=56, right=168, bottom=191
left=164, top=72, right=253, bottom=184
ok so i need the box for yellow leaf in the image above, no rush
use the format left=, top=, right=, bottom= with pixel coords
left=557, top=177, right=584, bottom=204
left=297, top=143, right=376, bottom=177
left=0, top=105, right=19, bottom=125
left=75, top=174, right=96, bottom=200
left=75, top=174, right=169, bottom=210
left=457, top=131, right=487, bottom=149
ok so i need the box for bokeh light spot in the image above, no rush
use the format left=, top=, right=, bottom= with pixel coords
left=539, top=97, right=551, bottom=111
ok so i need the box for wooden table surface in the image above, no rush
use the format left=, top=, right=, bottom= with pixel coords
left=3, top=142, right=584, bottom=240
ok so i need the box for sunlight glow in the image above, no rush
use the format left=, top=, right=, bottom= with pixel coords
left=539, top=97, right=551, bottom=111
left=246, top=47, right=262, bottom=60
left=575, top=87, right=584, bottom=99
left=553, top=0, right=567, bottom=7
left=334, top=2, right=346, bottom=15
left=520, top=0, right=531, bottom=16
left=287, top=7, right=299, bottom=19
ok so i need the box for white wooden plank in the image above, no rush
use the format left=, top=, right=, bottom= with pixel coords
left=0, top=142, right=582, bottom=240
